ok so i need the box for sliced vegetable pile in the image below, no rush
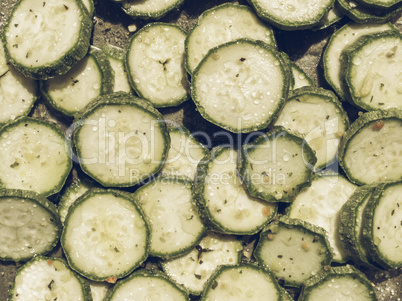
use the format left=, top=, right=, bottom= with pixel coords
left=0, top=0, right=401, bottom=300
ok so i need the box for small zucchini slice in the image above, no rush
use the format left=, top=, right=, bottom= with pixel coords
left=126, top=23, right=190, bottom=108
left=61, top=188, right=149, bottom=282
left=133, top=176, right=206, bottom=259
left=73, top=92, right=170, bottom=187
left=191, top=39, right=290, bottom=133
left=323, top=22, right=396, bottom=100
left=202, top=264, right=282, bottom=301
left=254, top=216, right=333, bottom=287
left=9, top=256, right=92, bottom=301
left=291, top=62, right=315, bottom=90
left=362, top=181, right=402, bottom=269
left=0, top=189, right=61, bottom=262
left=298, top=265, right=378, bottom=301
left=343, top=31, right=402, bottom=111
left=101, top=44, right=132, bottom=93
left=161, top=125, right=208, bottom=180
left=41, top=46, right=114, bottom=117
left=248, top=0, right=335, bottom=30
left=356, top=0, right=402, bottom=8
left=89, top=280, right=111, bottom=301
left=161, top=232, right=243, bottom=296
left=239, top=126, right=316, bottom=203
left=339, top=185, right=379, bottom=268
left=273, top=87, right=349, bottom=170
left=120, top=0, right=185, bottom=19
left=288, top=174, right=357, bottom=263
left=312, top=3, right=344, bottom=30
left=193, top=146, right=277, bottom=235
left=1, top=0, right=92, bottom=80
left=106, top=269, right=188, bottom=301
left=0, top=117, right=72, bottom=196
left=185, top=3, right=276, bottom=75
left=339, top=109, right=402, bottom=185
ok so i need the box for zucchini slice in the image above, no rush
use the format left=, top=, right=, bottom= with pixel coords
left=362, top=181, right=402, bottom=269
left=343, top=31, right=402, bottom=111
left=248, top=0, right=335, bottom=30
left=291, top=62, right=315, bottom=90
left=185, top=3, right=276, bottom=75
left=254, top=216, right=333, bottom=287
left=133, top=176, right=206, bottom=259
left=0, top=54, right=38, bottom=125
left=273, top=87, right=349, bottom=170
left=101, top=44, right=132, bottom=93
left=298, top=265, right=378, bottom=301
left=73, top=92, right=170, bottom=187
left=106, top=269, right=188, bottom=301
left=356, top=0, right=402, bottom=8
left=9, top=256, right=92, bottom=301
left=161, top=232, right=243, bottom=295
left=89, top=280, right=111, bottom=301
left=339, top=109, right=402, bottom=185
left=1, top=0, right=92, bottom=80
left=126, top=22, right=189, bottom=108
left=0, top=189, right=61, bottom=262
left=239, top=126, right=316, bottom=203
left=120, top=0, right=185, bottom=19
left=312, top=3, right=344, bottom=30
left=41, top=46, right=114, bottom=117
left=193, top=146, right=277, bottom=235
left=339, top=185, right=379, bottom=268
left=202, top=264, right=282, bottom=301
left=323, top=22, right=396, bottom=100
left=191, top=39, right=290, bottom=133
left=0, top=117, right=72, bottom=196
left=288, top=174, right=357, bottom=263
left=161, top=125, right=208, bottom=180
left=61, top=188, right=149, bottom=281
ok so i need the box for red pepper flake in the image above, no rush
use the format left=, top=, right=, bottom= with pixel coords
left=106, top=276, right=117, bottom=284
left=372, top=120, right=384, bottom=131
left=47, top=260, right=53, bottom=265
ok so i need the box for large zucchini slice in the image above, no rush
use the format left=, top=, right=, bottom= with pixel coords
left=1, top=0, right=92, bottom=80
left=239, top=126, right=316, bottom=203
left=0, top=117, right=72, bottom=196
left=61, top=188, right=149, bottom=282
left=254, top=216, right=333, bottom=287
left=192, top=39, right=290, bottom=133
left=201, top=264, right=282, bottom=301
left=133, top=176, right=206, bottom=259
left=193, top=146, right=277, bottom=235
left=73, top=92, right=170, bottom=187
left=0, top=189, right=61, bottom=262
left=339, top=109, right=402, bottom=185
left=185, top=3, right=276, bottom=75
left=9, top=256, right=92, bottom=301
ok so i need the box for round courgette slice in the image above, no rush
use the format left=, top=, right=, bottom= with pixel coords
left=120, top=0, right=185, bottom=19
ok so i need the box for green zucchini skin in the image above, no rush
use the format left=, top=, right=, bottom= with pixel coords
left=119, top=0, right=186, bottom=20
left=355, top=0, right=402, bottom=9
left=1, top=0, right=92, bottom=80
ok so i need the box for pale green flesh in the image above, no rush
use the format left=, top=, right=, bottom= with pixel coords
left=161, top=130, right=206, bottom=180
left=291, top=65, right=313, bottom=89
left=135, top=180, right=204, bottom=256
left=274, top=94, right=347, bottom=168
left=76, top=104, right=166, bottom=185
left=204, top=266, right=280, bottom=300
left=0, top=44, right=8, bottom=76
left=123, top=0, right=180, bottom=14
left=204, top=148, right=276, bottom=233
left=355, top=193, right=372, bottom=261
left=0, top=65, right=37, bottom=124
left=0, top=121, right=70, bottom=195
left=162, top=233, right=242, bottom=294
left=186, top=4, right=276, bottom=73
left=58, top=182, right=90, bottom=224
left=324, top=23, right=394, bottom=98
left=46, top=55, right=102, bottom=114
left=306, top=276, right=375, bottom=300
left=88, top=280, right=111, bottom=301
left=0, top=197, right=58, bottom=261
left=372, top=184, right=402, bottom=263
left=11, top=259, right=85, bottom=301
left=127, top=24, right=189, bottom=106
left=289, top=176, right=357, bottom=262
left=63, top=193, right=147, bottom=279
left=110, top=276, right=187, bottom=301
left=194, top=42, right=285, bottom=132
left=5, top=0, right=82, bottom=67
left=348, top=35, right=402, bottom=110
left=108, top=57, right=131, bottom=93
left=343, top=119, right=402, bottom=184
left=257, top=226, right=329, bottom=284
